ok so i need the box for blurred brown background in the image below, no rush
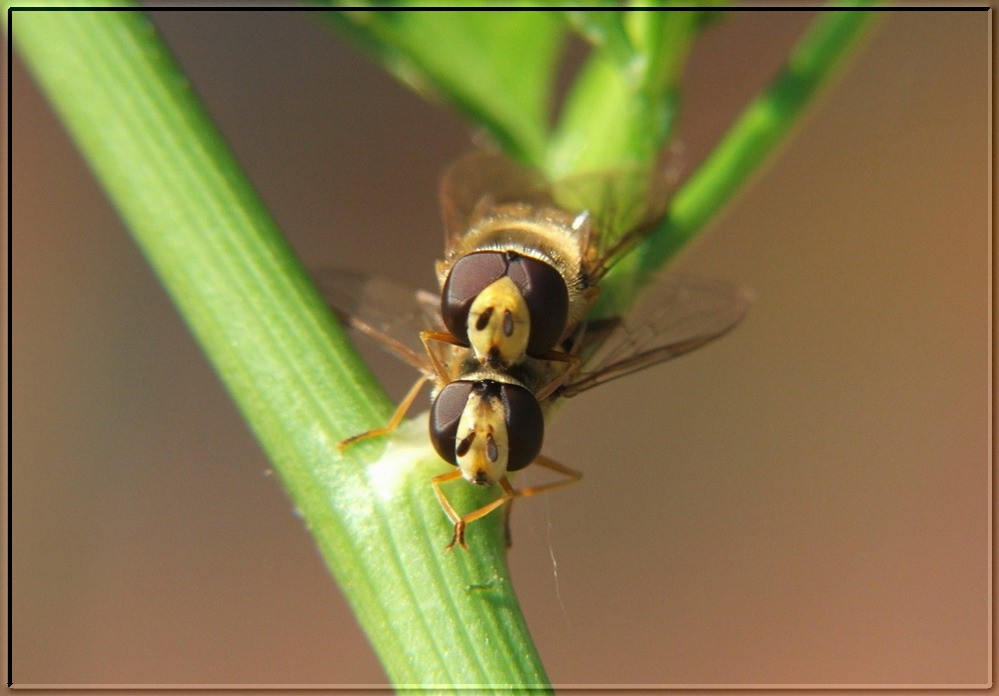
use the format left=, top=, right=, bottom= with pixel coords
left=10, top=9, right=989, bottom=688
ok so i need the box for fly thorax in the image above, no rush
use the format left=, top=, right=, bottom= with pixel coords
left=466, top=276, right=530, bottom=368
left=454, top=388, right=509, bottom=485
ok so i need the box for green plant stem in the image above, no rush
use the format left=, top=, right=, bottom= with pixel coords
left=11, top=3, right=879, bottom=689
left=9, top=6, right=549, bottom=688
left=598, top=6, right=880, bottom=315
left=545, top=10, right=702, bottom=178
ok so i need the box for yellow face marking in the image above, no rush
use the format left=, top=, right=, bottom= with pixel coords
left=467, top=276, right=530, bottom=367
left=454, top=390, right=509, bottom=485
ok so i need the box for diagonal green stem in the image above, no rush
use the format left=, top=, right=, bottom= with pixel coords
left=8, top=5, right=549, bottom=688
left=597, top=6, right=880, bottom=315
left=10, top=3, right=878, bottom=689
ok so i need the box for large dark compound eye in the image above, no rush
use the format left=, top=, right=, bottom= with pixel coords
left=429, top=380, right=474, bottom=466
left=429, top=380, right=544, bottom=472
left=498, top=382, right=544, bottom=472
left=441, top=251, right=569, bottom=355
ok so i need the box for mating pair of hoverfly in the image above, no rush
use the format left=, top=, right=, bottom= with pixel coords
left=324, top=151, right=749, bottom=551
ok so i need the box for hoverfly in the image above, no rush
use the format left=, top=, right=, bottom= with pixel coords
left=323, top=151, right=749, bottom=550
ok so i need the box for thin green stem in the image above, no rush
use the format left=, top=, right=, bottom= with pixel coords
left=597, top=6, right=880, bottom=316
left=9, top=5, right=548, bottom=688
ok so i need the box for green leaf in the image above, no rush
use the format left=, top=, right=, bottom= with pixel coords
left=324, top=8, right=566, bottom=165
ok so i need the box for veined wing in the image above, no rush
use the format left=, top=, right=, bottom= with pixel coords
left=561, top=274, right=750, bottom=397
left=313, top=269, right=443, bottom=375
left=439, top=150, right=549, bottom=255
left=551, top=159, right=677, bottom=283
left=438, top=150, right=679, bottom=281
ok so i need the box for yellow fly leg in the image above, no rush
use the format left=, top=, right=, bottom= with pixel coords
left=337, top=375, right=428, bottom=449
left=511, top=454, right=583, bottom=501
left=339, top=331, right=465, bottom=450
left=433, top=455, right=583, bottom=551
left=420, top=330, right=466, bottom=380
left=529, top=338, right=585, bottom=402
left=532, top=347, right=579, bottom=365
left=533, top=353, right=582, bottom=402
left=529, top=286, right=601, bottom=399
left=430, top=469, right=468, bottom=550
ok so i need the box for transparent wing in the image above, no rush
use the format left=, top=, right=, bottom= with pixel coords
left=561, top=274, right=751, bottom=397
left=551, top=160, right=677, bottom=282
left=439, top=150, right=549, bottom=255
left=312, top=269, right=443, bottom=374
left=438, top=150, right=679, bottom=279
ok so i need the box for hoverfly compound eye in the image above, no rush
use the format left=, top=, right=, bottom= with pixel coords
left=430, top=380, right=544, bottom=481
left=499, top=382, right=544, bottom=472
left=441, top=251, right=569, bottom=363
left=429, top=381, right=474, bottom=466
left=441, top=252, right=508, bottom=342
left=504, top=253, right=569, bottom=354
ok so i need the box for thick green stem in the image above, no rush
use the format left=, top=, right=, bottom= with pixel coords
left=10, top=3, right=879, bottom=688
left=9, top=5, right=548, bottom=688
